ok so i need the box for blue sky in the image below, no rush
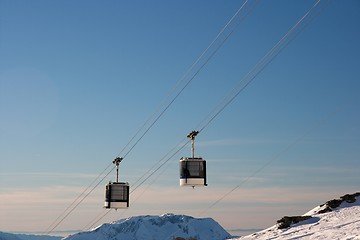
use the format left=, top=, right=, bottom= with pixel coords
left=0, top=0, right=359, bottom=236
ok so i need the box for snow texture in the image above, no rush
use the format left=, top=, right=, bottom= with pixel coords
left=64, top=213, right=231, bottom=240
left=234, top=193, right=360, bottom=240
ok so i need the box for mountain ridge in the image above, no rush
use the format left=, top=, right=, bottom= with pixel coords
left=64, top=213, right=231, bottom=240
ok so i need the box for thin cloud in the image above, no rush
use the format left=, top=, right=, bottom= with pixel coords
left=0, top=172, right=101, bottom=179
left=0, top=185, right=103, bottom=206
left=129, top=185, right=346, bottom=207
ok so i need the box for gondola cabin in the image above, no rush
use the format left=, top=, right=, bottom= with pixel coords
left=180, top=157, right=207, bottom=187
left=104, top=181, right=129, bottom=209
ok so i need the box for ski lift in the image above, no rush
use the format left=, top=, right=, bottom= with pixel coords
left=180, top=131, right=207, bottom=187
left=104, top=157, right=129, bottom=209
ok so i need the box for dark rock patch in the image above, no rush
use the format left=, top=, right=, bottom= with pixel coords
left=277, top=216, right=313, bottom=229
left=317, top=192, right=360, bottom=214
left=277, top=192, right=360, bottom=230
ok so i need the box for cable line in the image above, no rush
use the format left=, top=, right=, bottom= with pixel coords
left=83, top=138, right=190, bottom=230
left=45, top=162, right=113, bottom=233
left=88, top=0, right=329, bottom=235
left=110, top=0, right=259, bottom=210
left=196, top=0, right=329, bottom=217
left=46, top=0, right=255, bottom=234
left=46, top=166, right=115, bottom=234
left=130, top=137, right=188, bottom=190
left=167, top=88, right=340, bottom=240
left=85, top=0, right=323, bottom=228
left=82, top=0, right=325, bottom=236
left=119, top=0, right=257, bottom=160
left=115, top=0, right=251, bottom=159
left=164, top=1, right=328, bottom=238
left=198, top=0, right=322, bottom=134
left=117, top=0, right=323, bottom=203
left=130, top=139, right=189, bottom=194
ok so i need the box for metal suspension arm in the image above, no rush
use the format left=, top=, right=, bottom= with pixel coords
left=187, top=131, right=199, bottom=158
left=113, top=157, right=123, bottom=183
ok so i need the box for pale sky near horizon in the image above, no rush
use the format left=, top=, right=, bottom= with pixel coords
left=0, top=0, right=359, bottom=236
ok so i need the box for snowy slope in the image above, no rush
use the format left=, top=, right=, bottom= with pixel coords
left=234, top=193, right=360, bottom=240
left=64, top=213, right=231, bottom=240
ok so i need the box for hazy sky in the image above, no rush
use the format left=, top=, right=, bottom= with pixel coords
left=1, top=0, right=359, bottom=236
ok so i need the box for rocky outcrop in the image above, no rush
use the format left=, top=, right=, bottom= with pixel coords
left=317, top=192, right=360, bottom=214
left=276, top=216, right=313, bottom=229
left=276, top=192, right=360, bottom=229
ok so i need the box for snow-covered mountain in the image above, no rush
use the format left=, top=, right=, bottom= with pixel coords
left=64, top=213, right=231, bottom=240
left=235, top=192, right=360, bottom=239
left=2, top=193, right=359, bottom=240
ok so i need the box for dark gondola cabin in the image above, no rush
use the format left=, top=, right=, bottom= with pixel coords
left=104, top=182, right=129, bottom=209
left=179, top=131, right=207, bottom=187
left=180, top=157, right=207, bottom=187
left=104, top=157, right=130, bottom=209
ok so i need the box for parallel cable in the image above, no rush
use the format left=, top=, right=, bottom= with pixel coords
left=45, top=162, right=113, bottom=233
left=89, top=0, right=330, bottom=235
left=198, top=0, right=322, bottom=134
left=196, top=0, right=330, bottom=217
left=56, top=0, right=330, bottom=234
left=130, top=139, right=189, bottom=194
left=89, top=157, right=178, bottom=231
left=198, top=75, right=341, bottom=220
left=83, top=0, right=259, bottom=229
left=120, top=0, right=257, bottom=160
left=119, top=0, right=323, bottom=206
left=130, top=137, right=188, bottom=190
left=114, top=0, right=251, bottom=159
left=46, top=166, right=115, bottom=234
left=86, top=0, right=320, bottom=227
left=113, top=0, right=258, bottom=199
left=164, top=1, right=329, bottom=238
left=82, top=209, right=108, bottom=231
left=46, top=0, right=255, bottom=234
left=169, top=86, right=342, bottom=240
left=78, top=0, right=327, bottom=237
left=84, top=139, right=190, bottom=230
